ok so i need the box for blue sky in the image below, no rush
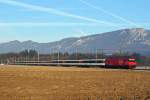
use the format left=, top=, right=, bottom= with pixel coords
left=0, top=0, right=149, bottom=43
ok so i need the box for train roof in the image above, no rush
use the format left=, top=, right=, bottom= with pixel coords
left=107, top=56, right=135, bottom=59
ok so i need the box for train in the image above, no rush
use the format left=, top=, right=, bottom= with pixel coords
left=105, top=56, right=137, bottom=69
left=13, top=56, right=137, bottom=69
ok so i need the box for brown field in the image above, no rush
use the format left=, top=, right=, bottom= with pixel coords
left=0, top=65, right=150, bottom=100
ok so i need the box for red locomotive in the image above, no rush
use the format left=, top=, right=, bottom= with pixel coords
left=105, top=56, right=137, bottom=69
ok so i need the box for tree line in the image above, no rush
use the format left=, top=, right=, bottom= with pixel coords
left=0, top=49, right=149, bottom=66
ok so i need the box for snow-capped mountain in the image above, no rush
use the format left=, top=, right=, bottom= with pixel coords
left=0, top=28, right=149, bottom=55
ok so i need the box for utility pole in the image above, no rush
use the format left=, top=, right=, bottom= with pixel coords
left=38, top=51, right=40, bottom=61
left=14, top=57, right=16, bottom=64
left=7, top=59, right=9, bottom=65
left=96, top=49, right=105, bottom=59
left=96, top=49, right=98, bottom=60
left=101, top=49, right=104, bottom=59
left=28, top=49, right=30, bottom=61
left=57, top=51, right=60, bottom=66
left=76, top=49, right=78, bottom=60
left=50, top=51, right=52, bottom=61
left=119, top=49, right=122, bottom=56
left=1, top=59, right=2, bottom=64
left=57, top=41, right=60, bottom=66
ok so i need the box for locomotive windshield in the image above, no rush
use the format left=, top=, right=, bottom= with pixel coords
left=128, top=59, right=135, bottom=62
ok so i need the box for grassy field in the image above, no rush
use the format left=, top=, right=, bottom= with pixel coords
left=0, top=65, right=150, bottom=100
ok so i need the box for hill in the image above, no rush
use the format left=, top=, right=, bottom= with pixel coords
left=0, top=28, right=150, bottom=55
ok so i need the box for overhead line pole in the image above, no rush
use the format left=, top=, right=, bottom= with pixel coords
left=57, top=41, right=60, bottom=66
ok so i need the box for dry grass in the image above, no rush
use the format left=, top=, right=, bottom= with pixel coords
left=0, top=65, right=150, bottom=100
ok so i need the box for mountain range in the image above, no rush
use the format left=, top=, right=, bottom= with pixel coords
left=0, top=28, right=150, bottom=55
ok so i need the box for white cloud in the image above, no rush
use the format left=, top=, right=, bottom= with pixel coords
left=0, top=0, right=122, bottom=28
left=79, top=0, right=139, bottom=27
left=0, top=22, right=123, bottom=27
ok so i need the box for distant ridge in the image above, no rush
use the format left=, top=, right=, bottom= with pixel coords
left=0, top=28, right=149, bottom=55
